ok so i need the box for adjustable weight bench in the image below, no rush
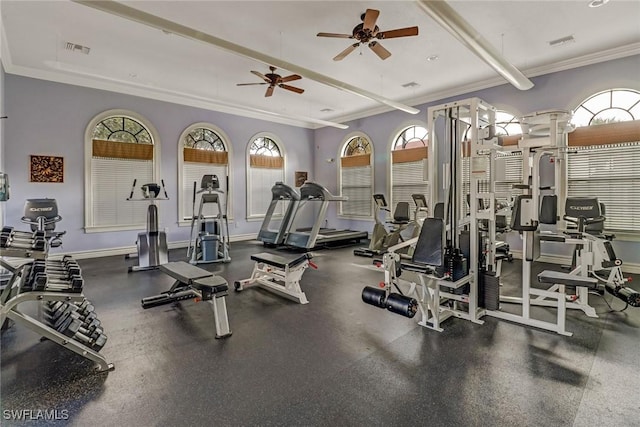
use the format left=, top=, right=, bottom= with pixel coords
left=141, top=261, right=231, bottom=338
left=537, top=270, right=599, bottom=290
left=234, top=252, right=316, bottom=304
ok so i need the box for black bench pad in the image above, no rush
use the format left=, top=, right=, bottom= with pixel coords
left=160, top=261, right=213, bottom=284
left=192, top=275, right=228, bottom=293
left=537, top=270, right=598, bottom=289
left=250, top=252, right=310, bottom=269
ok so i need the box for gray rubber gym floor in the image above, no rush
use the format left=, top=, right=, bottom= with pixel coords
left=1, top=241, right=639, bottom=426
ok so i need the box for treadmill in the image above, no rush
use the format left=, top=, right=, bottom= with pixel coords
left=284, top=181, right=368, bottom=249
left=257, top=182, right=301, bottom=246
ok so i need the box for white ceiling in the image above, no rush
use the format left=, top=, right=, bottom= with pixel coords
left=2, top=1, right=639, bottom=128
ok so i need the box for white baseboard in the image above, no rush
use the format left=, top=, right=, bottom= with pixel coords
left=509, top=250, right=640, bottom=274
left=48, top=233, right=257, bottom=260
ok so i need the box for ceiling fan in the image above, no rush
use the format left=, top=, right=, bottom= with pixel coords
left=236, top=66, right=304, bottom=97
left=317, top=9, right=419, bottom=61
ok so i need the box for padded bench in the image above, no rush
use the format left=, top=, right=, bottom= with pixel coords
left=235, top=252, right=316, bottom=304
left=142, top=261, right=232, bottom=338
left=537, top=270, right=598, bottom=290
left=250, top=252, right=311, bottom=270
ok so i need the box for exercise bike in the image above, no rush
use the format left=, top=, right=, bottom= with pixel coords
left=354, top=194, right=410, bottom=257
left=126, top=179, right=169, bottom=273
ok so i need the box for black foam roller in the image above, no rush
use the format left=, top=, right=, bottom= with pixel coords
left=362, top=286, right=387, bottom=308
left=617, top=287, right=640, bottom=307
left=605, top=284, right=640, bottom=307
left=386, top=293, right=418, bottom=318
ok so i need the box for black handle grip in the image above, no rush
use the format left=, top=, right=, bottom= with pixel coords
left=129, top=179, right=137, bottom=199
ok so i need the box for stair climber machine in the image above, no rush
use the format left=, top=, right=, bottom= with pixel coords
left=126, top=179, right=169, bottom=273
left=257, top=182, right=301, bottom=247
left=187, top=174, right=231, bottom=264
left=353, top=194, right=410, bottom=257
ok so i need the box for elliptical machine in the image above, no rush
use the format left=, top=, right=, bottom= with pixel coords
left=354, top=194, right=410, bottom=257
left=187, top=175, right=231, bottom=264
left=126, top=179, right=169, bottom=272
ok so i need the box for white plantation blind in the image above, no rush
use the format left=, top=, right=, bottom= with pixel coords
left=495, top=151, right=523, bottom=199
left=91, top=157, right=153, bottom=227
left=183, top=162, right=228, bottom=220
left=568, top=142, right=640, bottom=232
left=462, top=152, right=521, bottom=216
left=341, top=165, right=372, bottom=217
left=392, top=160, right=428, bottom=213
left=249, top=167, right=284, bottom=217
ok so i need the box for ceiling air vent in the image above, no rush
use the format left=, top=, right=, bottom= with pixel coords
left=64, top=42, right=91, bottom=55
left=401, top=81, right=420, bottom=88
left=548, top=35, right=575, bottom=47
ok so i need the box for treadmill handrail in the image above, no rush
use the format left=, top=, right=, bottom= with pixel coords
left=300, top=181, right=348, bottom=202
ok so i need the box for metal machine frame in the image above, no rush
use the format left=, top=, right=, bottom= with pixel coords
left=257, top=182, right=301, bottom=246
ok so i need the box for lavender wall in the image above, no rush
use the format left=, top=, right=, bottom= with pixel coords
left=314, top=54, right=640, bottom=264
left=3, top=75, right=314, bottom=253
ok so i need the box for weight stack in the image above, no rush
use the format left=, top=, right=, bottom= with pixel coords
left=479, top=271, right=500, bottom=310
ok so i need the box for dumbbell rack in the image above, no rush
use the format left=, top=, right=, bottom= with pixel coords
left=1, top=244, right=114, bottom=372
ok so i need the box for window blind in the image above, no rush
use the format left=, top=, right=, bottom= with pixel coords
left=340, top=165, right=372, bottom=217
left=249, top=166, right=284, bottom=217
left=391, top=159, right=428, bottom=213
left=91, top=157, right=153, bottom=227
left=568, top=142, right=640, bottom=232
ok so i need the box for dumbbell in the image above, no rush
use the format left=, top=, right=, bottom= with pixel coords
left=45, top=303, right=98, bottom=330
left=0, top=229, right=46, bottom=250
left=32, top=273, right=84, bottom=292
left=44, top=300, right=94, bottom=322
left=44, top=300, right=94, bottom=323
left=56, top=316, right=108, bottom=352
left=36, top=259, right=82, bottom=277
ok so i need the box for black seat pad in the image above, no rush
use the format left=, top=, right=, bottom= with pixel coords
left=537, top=270, right=598, bottom=289
left=192, top=275, right=228, bottom=293
left=250, top=252, right=310, bottom=269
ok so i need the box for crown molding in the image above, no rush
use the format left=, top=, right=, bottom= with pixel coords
left=326, top=43, right=640, bottom=126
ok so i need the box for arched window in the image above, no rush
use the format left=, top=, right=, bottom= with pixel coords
left=339, top=133, right=373, bottom=217
left=247, top=133, right=285, bottom=218
left=390, top=125, right=428, bottom=211
left=567, top=88, right=640, bottom=232
left=178, top=124, right=231, bottom=223
left=84, top=110, right=160, bottom=231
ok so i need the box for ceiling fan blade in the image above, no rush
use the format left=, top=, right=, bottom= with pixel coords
left=280, top=74, right=302, bottom=83
left=369, top=41, right=391, bottom=60
left=279, top=84, right=304, bottom=94
left=251, top=70, right=271, bottom=83
left=377, top=26, right=419, bottom=39
left=237, top=82, right=268, bottom=86
left=333, top=43, right=359, bottom=61
left=317, top=32, right=354, bottom=39
left=362, top=9, right=380, bottom=32
left=265, top=86, right=274, bottom=97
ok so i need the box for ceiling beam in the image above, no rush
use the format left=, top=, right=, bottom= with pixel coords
left=416, top=0, right=534, bottom=91
left=73, top=1, right=420, bottom=116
